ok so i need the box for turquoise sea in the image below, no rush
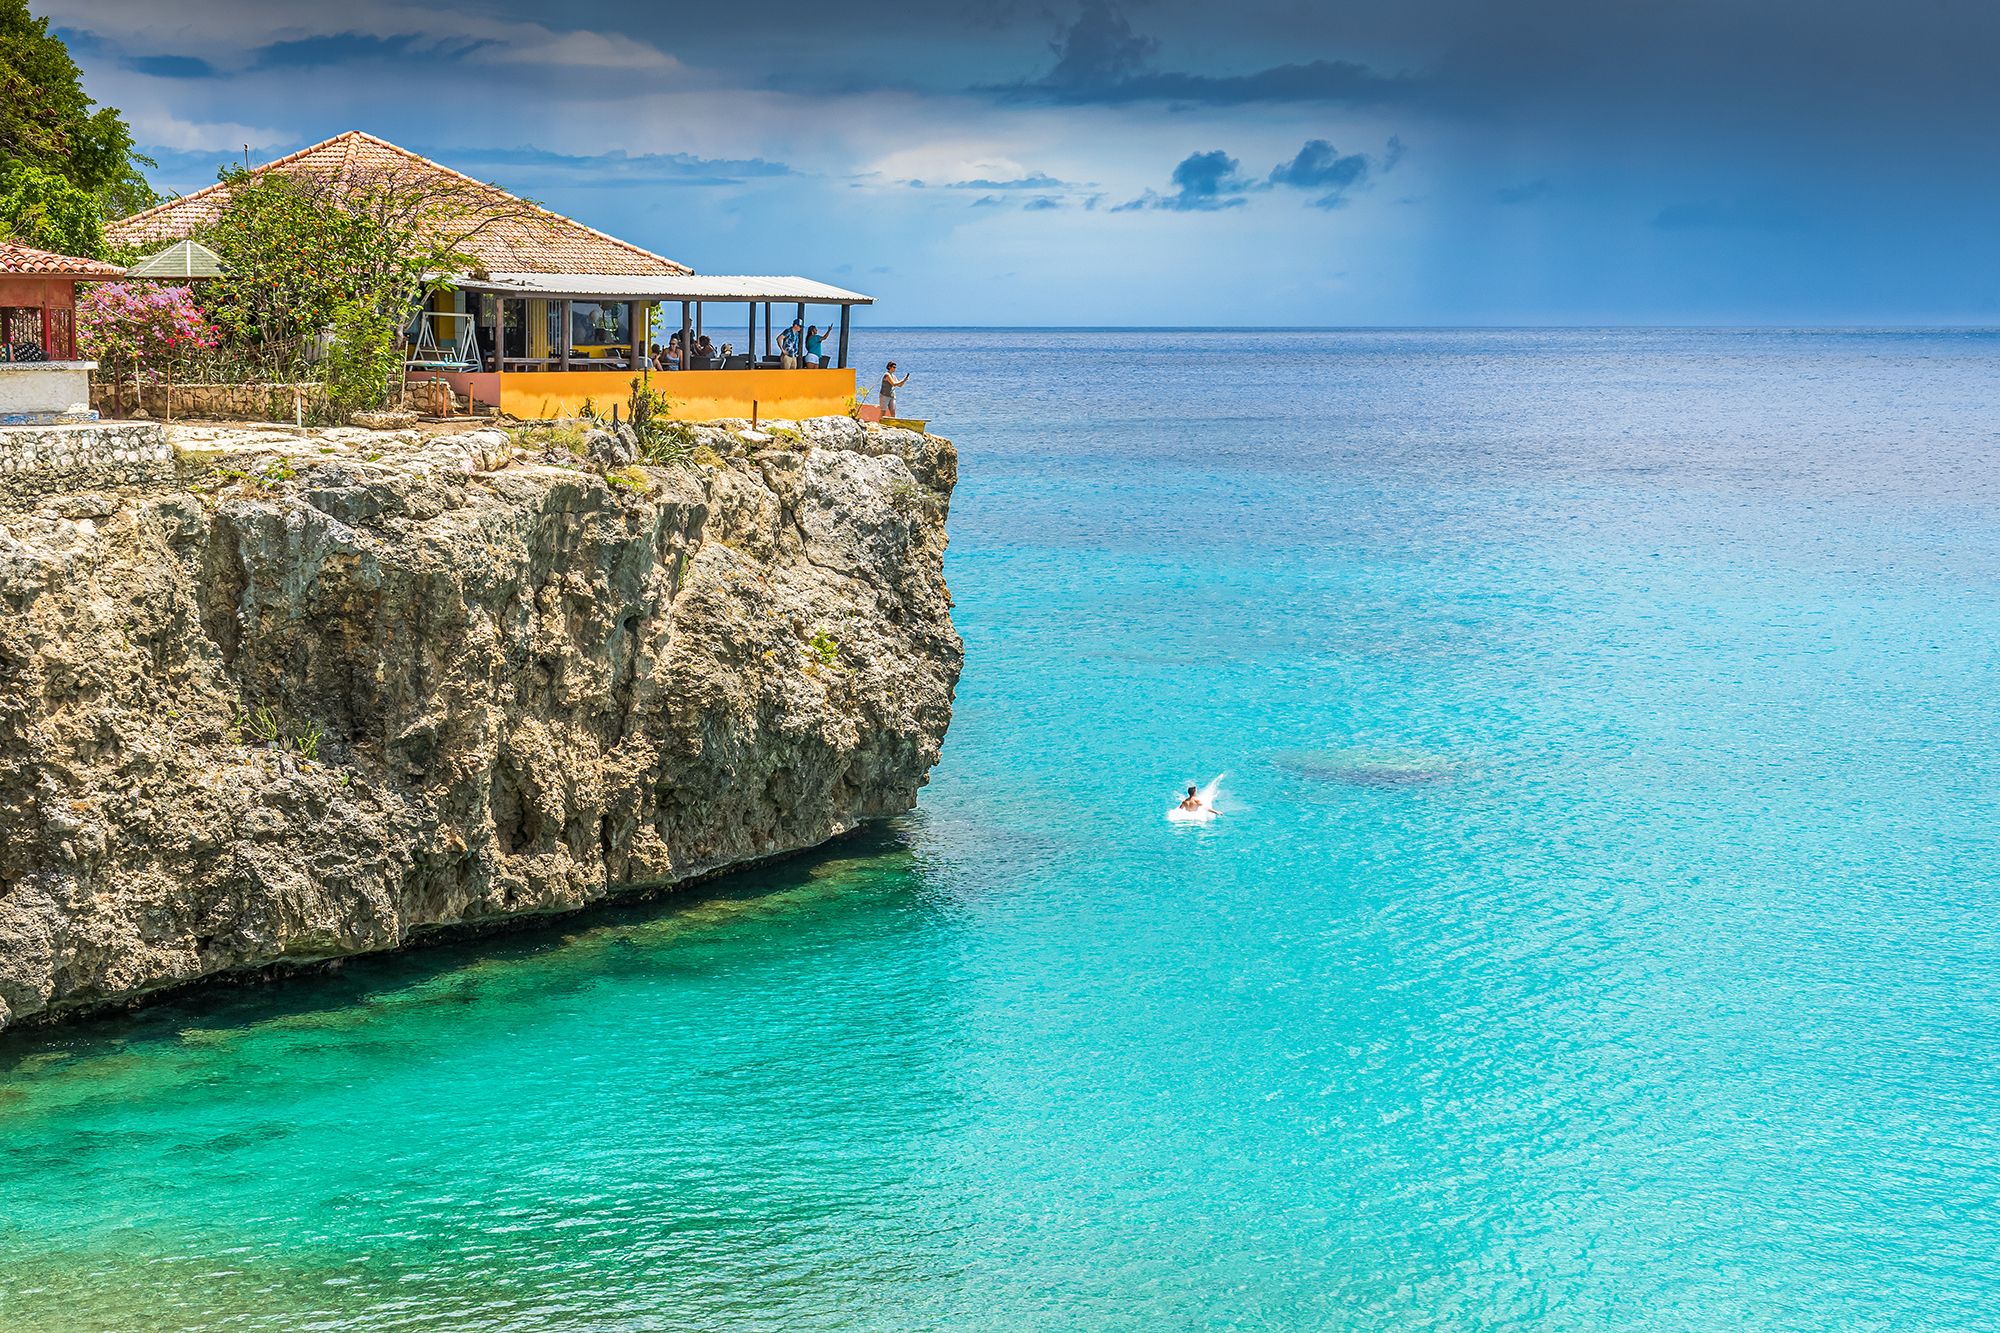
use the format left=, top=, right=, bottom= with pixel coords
left=4, top=329, right=1999, bottom=1331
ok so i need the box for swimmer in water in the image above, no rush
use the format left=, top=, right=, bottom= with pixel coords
left=1178, top=785, right=1204, bottom=812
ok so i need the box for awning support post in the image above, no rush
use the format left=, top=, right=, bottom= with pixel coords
left=680, top=302, right=692, bottom=372
left=837, top=305, right=851, bottom=371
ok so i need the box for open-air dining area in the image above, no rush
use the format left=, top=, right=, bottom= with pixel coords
left=408, top=274, right=874, bottom=422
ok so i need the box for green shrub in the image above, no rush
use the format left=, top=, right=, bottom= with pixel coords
left=511, top=421, right=589, bottom=456
left=325, top=301, right=402, bottom=418
left=640, top=420, right=697, bottom=466
left=807, top=630, right=841, bottom=669
left=628, top=377, right=697, bottom=465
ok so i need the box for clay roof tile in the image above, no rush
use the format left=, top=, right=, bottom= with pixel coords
left=105, top=131, right=691, bottom=278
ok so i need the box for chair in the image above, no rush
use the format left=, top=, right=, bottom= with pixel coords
left=723, top=354, right=751, bottom=370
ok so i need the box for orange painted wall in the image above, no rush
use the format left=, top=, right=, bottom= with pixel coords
left=0, top=277, right=72, bottom=307
left=498, top=367, right=857, bottom=423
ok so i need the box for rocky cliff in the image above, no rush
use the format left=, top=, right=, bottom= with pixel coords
left=0, top=416, right=960, bottom=1030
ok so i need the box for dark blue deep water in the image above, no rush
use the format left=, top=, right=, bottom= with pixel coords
left=3, top=330, right=1998, bottom=1330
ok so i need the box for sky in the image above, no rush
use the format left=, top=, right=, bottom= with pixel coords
left=40, top=0, right=2000, bottom=326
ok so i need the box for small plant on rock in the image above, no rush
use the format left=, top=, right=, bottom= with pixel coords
left=807, top=629, right=841, bottom=669
left=511, top=421, right=590, bottom=458
left=640, top=419, right=697, bottom=466
left=233, top=706, right=282, bottom=746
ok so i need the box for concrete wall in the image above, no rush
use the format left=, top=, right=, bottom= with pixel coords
left=499, top=367, right=856, bottom=423
left=0, top=362, right=94, bottom=421
left=0, top=422, right=172, bottom=500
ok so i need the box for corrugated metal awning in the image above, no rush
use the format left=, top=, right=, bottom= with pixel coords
left=463, top=272, right=874, bottom=304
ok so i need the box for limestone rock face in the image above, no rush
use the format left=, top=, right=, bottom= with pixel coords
left=0, top=420, right=960, bottom=1030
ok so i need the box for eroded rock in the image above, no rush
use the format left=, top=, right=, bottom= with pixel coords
left=0, top=420, right=961, bottom=1029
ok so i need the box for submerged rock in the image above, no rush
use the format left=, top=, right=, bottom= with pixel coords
left=0, top=419, right=961, bottom=1030
left=1272, top=750, right=1461, bottom=788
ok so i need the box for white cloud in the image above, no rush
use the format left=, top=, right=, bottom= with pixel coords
left=859, top=143, right=1038, bottom=188
left=472, top=28, right=681, bottom=75
left=124, top=109, right=288, bottom=152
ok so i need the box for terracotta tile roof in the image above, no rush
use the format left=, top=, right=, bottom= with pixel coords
left=0, top=239, right=127, bottom=278
left=105, top=131, right=690, bottom=277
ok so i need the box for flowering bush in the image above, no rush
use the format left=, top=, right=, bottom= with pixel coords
left=76, top=281, right=219, bottom=377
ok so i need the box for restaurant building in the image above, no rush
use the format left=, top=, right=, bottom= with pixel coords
left=106, top=132, right=872, bottom=422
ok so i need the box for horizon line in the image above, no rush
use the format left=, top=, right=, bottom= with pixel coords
left=853, top=323, right=2000, bottom=333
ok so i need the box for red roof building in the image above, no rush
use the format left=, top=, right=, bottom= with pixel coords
left=0, top=240, right=126, bottom=362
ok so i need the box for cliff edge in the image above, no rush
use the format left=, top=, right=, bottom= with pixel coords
left=0, top=416, right=961, bottom=1030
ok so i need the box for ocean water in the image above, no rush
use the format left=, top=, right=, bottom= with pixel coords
left=4, top=329, right=1999, bottom=1331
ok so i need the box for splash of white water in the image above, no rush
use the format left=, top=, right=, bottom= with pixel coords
left=1166, top=774, right=1225, bottom=824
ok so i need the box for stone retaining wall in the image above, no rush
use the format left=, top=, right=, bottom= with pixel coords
left=91, top=381, right=322, bottom=422
left=0, top=422, right=173, bottom=502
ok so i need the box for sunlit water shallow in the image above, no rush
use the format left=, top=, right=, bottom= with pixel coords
left=4, top=330, right=1999, bottom=1331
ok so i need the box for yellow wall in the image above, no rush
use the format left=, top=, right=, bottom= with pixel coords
left=499, top=368, right=857, bottom=424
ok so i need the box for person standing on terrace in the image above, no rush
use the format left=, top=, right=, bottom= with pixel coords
left=805, top=324, right=829, bottom=368
left=881, top=362, right=910, bottom=419
left=779, top=318, right=804, bottom=369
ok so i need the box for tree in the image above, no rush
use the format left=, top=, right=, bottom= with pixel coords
left=197, top=161, right=539, bottom=413
left=0, top=157, right=101, bottom=253
left=200, top=171, right=369, bottom=356
left=75, top=281, right=219, bottom=419
left=0, top=0, right=155, bottom=243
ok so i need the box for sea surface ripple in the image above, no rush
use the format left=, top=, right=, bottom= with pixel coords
left=3, top=329, right=1997, bottom=1331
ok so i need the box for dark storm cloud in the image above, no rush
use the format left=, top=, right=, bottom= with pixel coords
left=1121, top=139, right=1389, bottom=212
left=992, top=0, right=1409, bottom=105
left=1113, top=149, right=1253, bottom=211
left=1267, top=140, right=1370, bottom=209
left=124, top=53, right=218, bottom=79
left=248, top=33, right=492, bottom=70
